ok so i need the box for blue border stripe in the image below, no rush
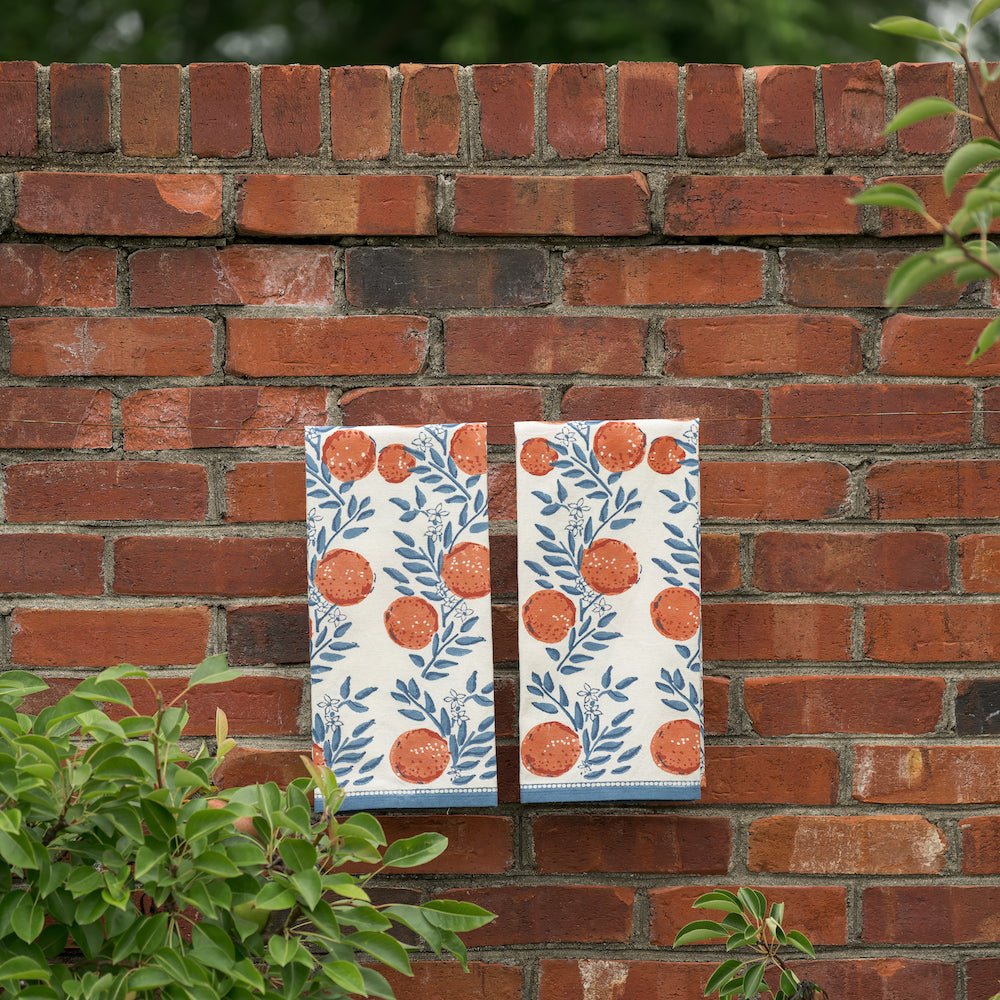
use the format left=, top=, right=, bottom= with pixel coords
left=319, top=789, right=499, bottom=812
left=520, top=784, right=701, bottom=803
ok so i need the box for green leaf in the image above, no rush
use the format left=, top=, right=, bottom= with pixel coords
left=129, top=967, right=175, bottom=989
left=279, top=838, right=317, bottom=873
left=973, top=0, right=1000, bottom=25
left=744, top=961, right=767, bottom=997
left=421, top=900, right=496, bottom=932
left=382, top=832, right=447, bottom=868
left=780, top=968, right=801, bottom=995
left=884, top=251, right=962, bottom=309
left=291, top=868, right=323, bottom=910
left=785, top=929, right=816, bottom=957
left=853, top=182, right=926, bottom=213
left=737, top=887, right=766, bottom=921
left=0, top=955, right=50, bottom=982
left=184, top=805, right=238, bottom=842
left=945, top=139, right=1000, bottom=195
left=674, top=919, right=731, bottom=947
left=885, top=97, right=960, bottom=135
left=192, top=849, right=241, bottom=879
left=692, top=891, right=744, bottom=916
left=0, top=672, right=48, bottom=701
left=322, top=960, right=367, bottom=995
left=970, top=316, right=1000, bottom=361
left=871, top=15, right=945, bottom=40
left=360, top=967, right=397, bottom=1000
left=0, top=830, right=37, bottom=869
left=340, top=812, right=387, bottom=847
left=704, top=959, right=742, bottom=995
left=188, top=654, right=240, bottom=690
left=190, top=923, right=235, bottom=972
left=266, top=934, right=296, bottom=966
left=254, top=881, right=296, bottom=911
left=348, top=931, right=413, bottom=975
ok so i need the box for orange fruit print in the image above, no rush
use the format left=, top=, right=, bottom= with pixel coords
left=647, top=435, right=685, bottom=475
left=521, top=721, right=582, bottom=777
left=580, top=537, right=640, bottom=595
left=321, top=428, right=376, bottom=481
left=650, top=718, right=701, bottom=774
left=522, top=589, right=576, bottom=644
left=441, top=541, right=491, bottom=599
left=650, top=586, right=701, bottom=641
left=449, top=423, right=487, bottom=476
left=384, top=595, right=439, bottom=649
left=389, top=728, right=451, bottom=784
left=593, top=421, right=646, bottom=472
left=378, top=443, right=415, bottom=483
left=520, top=437, right=558, bottom=476
left=314, top=548, right=374, bottom=606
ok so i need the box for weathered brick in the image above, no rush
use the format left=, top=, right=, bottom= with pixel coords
left=346, top=247, right=548, bottom=308
left=770, top=384, right=972, bottom=445
left=703, top=746, right=838, bottom=804
left=702, top=533, right=741, bottom=593
left=369, top=816, right=513, bottom=874
left=703, top=461, right=850, bottom=521
left=401, top=64, right=460, bottom=155
left=130, top=245, right=335, bottom=307
left=261, top=64, right=321, bottom=157
left=122, top=387, right=327, bottom=450
left=113, top=536, right=306, bottom=596
left=226, top=603, right=308, bottom=665
left=969, top=960, right=1000, bottom=1000
left=617, top=62, right=678, bottom=155
left=547, top=63, right=605, bottom=158
left=0, top=244, right=116, bottom=307
left=985, top=387, right=1000, bottom=443
left=453, top=173, right=650, bottom=235
left=236, top=174, right=436, bottom=236
left=389, top=963, right=522, bottom=1000
left=960, top=534, right=1000, bottom=593
left=0, top=532, right=104, bottom=596
left=224, top=463, right=305, bottom=523
left=5, top=461, right=208, bottom=522
left=755, top=65, right=816, bottom=156
left=473, top=63, right=535, bottom=158
left=685, top=63, right=744, bottom=156
left=864, top=886, right=1000, bottom=944
left=750, top=815, right=945, bottom=874
left=16, top=172, right=222, bottom=236
left=563, top=246, right=764, bottom=306
left=532, top=815, right=731, bottom=874
left=663, top=176, right=862, bottom=236
left=226, top=317, right=428, bottom=376
left=868, top=461, right=1000, bottom=520
left=120, top=64, right=180, bottom=156
left=880, top=314, right=1000, bottom=376
left=0, top=62, right=38, bottom=156
left=877, top=173, right=989, bottom=236
left=0, top=387, right=112, bottom=449
left=9, top=316, right=214, bottom=376
left=961, top=816, right=1000, bottom=873
left=446, top=316, right=645, bottom=375
left=894, top=62, right=957, bottom=153
left=665, top=314, right=862, bottom=376
left=865, top=604, right=1000, bottom=662
left=854, top=745, right=1000, bottom=804
left=189, top=62, right=251, bottom=157
left=330, top=66, right=391, bottom=160
left=752, top=530, right=949, bottom=593
left=50, top=63, right=111, bottom=152
left=957, top=679, right=1000, bottom=735
left=11, top=607, right=210, bottom=667
left=703, top=603, right=852, bottom=661
left=822, top=60, right=885, bottom=154
left=214, top=747, right=310, bottom=788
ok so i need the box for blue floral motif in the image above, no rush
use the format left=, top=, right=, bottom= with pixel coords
left=311, top=676, right=383, bottom=787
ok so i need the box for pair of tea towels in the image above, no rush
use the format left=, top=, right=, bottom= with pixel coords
left=305, top=419, right=702, bottom=809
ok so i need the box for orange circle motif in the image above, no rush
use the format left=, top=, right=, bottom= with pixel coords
left=650, top=587, right=701, bottom=641
left=521, top=721, right=582, bottom=777
left=647, top=436, right=686, bottom=475
left=650, top=719, right=702, bottom=775
left=384, top=596, right=439, bottom=650
left=378, top=444, right=416, bottom=484
left=321, top=429, right=376, bottom=482
left=314, top=549, right=374, bottom=606
left=449, top=423, right=487, bottom=476
left=522, top=590, right=576, bottom=644
left=580, top=538, right=640, bottom=595
left=389, top=728, right=450, bottom=784
left=519, top=437, right=558, bottom=477
left=441, top=542, right=491, bottom=599
left=593, top=421, right=646, bottom=472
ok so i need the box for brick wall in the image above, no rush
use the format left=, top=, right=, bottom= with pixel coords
left=2, top=57, right=999, bottom=999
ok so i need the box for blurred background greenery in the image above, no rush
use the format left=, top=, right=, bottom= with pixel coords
left=1, top=0, right=992, bottom=65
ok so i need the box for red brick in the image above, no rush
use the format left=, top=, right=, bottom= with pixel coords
left=330, top=66, right=391, bottom=160
left=9, top=316, right=214, bottom=376
left=453, top=173, right=650, bottom=235
left=665, top=314, right=861, bottom=376
left=492, top=603, right=516, bottom=662
left=11, top=607, right=210, bottom=667
left=663, top=175, right=861, bottom=236
left=880, top=314, right=1000, bottom=376
left=968, top=63, right=1000, bottom=140
left=0, top=62, right=37, bottom=156
left=261, top=64, right=320, bottom=157
left=533, top=815, right=730, bottom=874
left=771, top=384, right=972, bottom=445
left=868, top=461, right=1000, bottom=520
left=747, top=675, right=944, bottom=735
left=755, top=65, right=816, bottom=156
left=750, top=815, right=945, bottom=874
left=783, top=246, right=960, bottom=307
left=226, top=603, right=308, bottom=666
left=961, top=816, right=1000, bottom=874
left=341, top=386, right=543, bottom=446
left=227, top=316, right=428, bottom=377
left=983, top=386, right=1000, bottom=443
left=704, top=603, right=851, bottom=661
left=855, top=745, right=1000, bottom=804
left=473, top=63, right=535, bottom=158
left=446, top=316, right=644, bottom=376
left=562, top=385, right=763, bottom=447
left=753, top=530, right=949, bottom=593
left=961, top=534, right=1000, bottom=593
left=16, top=172, right=222, bottom=236
left=685, top=63, right=744, bottom=156
left=123, top=387, right=327, bottom=450
left=114, top=536, right=305, bottom=597
left=372, top=816, right=512, bottom=874
left=130, top=245, right=334, bottom=307
left=894, top=62, right=957, bottom=153
left=563, top=246, right=763, bottom=306
left=702, top=533, right=740, bottom=593
left=441, top=886, right=633, bottom=945
left=0, top=532, right=103, bottom=596
left=488, top=465, right=516, bottom=521
left=5, top=461, right=208, bottom=522
left=864, top=886, right=1000, bottom=944
left=225, top=463, right=305, bottom=523
left=0, top=244, right=116, bottom=307
left=236, top=174, right=436, bottom=236
left=876, top=173, right=988, bottom=236
left=189, top=63, right=251, bottom=157
left=401, top=64, right=460, bottom=155
left=703, top=461, right=850, bottom=521
left=547, top=63, right=605, bottom=158
left=866, top=604, right=1000, bottom=662
left=389, top=963, right=522, bottom=1000
left=650, top=885, right=847, bottom=947
left=120, top=64, right=180, bottom=156
left=490, top=534, right=517, bottom=595
left=968, top=959, right=1000, bottom=1000
left=493, top=668, right=517, bottom=735
left=703, top=746, right=838, bottom=805
left=0, top=387, right=112, bottom=449
left=617, top=62, right=678, bottom=155
left=50, top=63, right=111, bottom=152
left=214, top=747, right=308, bottom=788
left=822, top=60, right=885, bottom=154
left=704, top=677, right=730, bottom=733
